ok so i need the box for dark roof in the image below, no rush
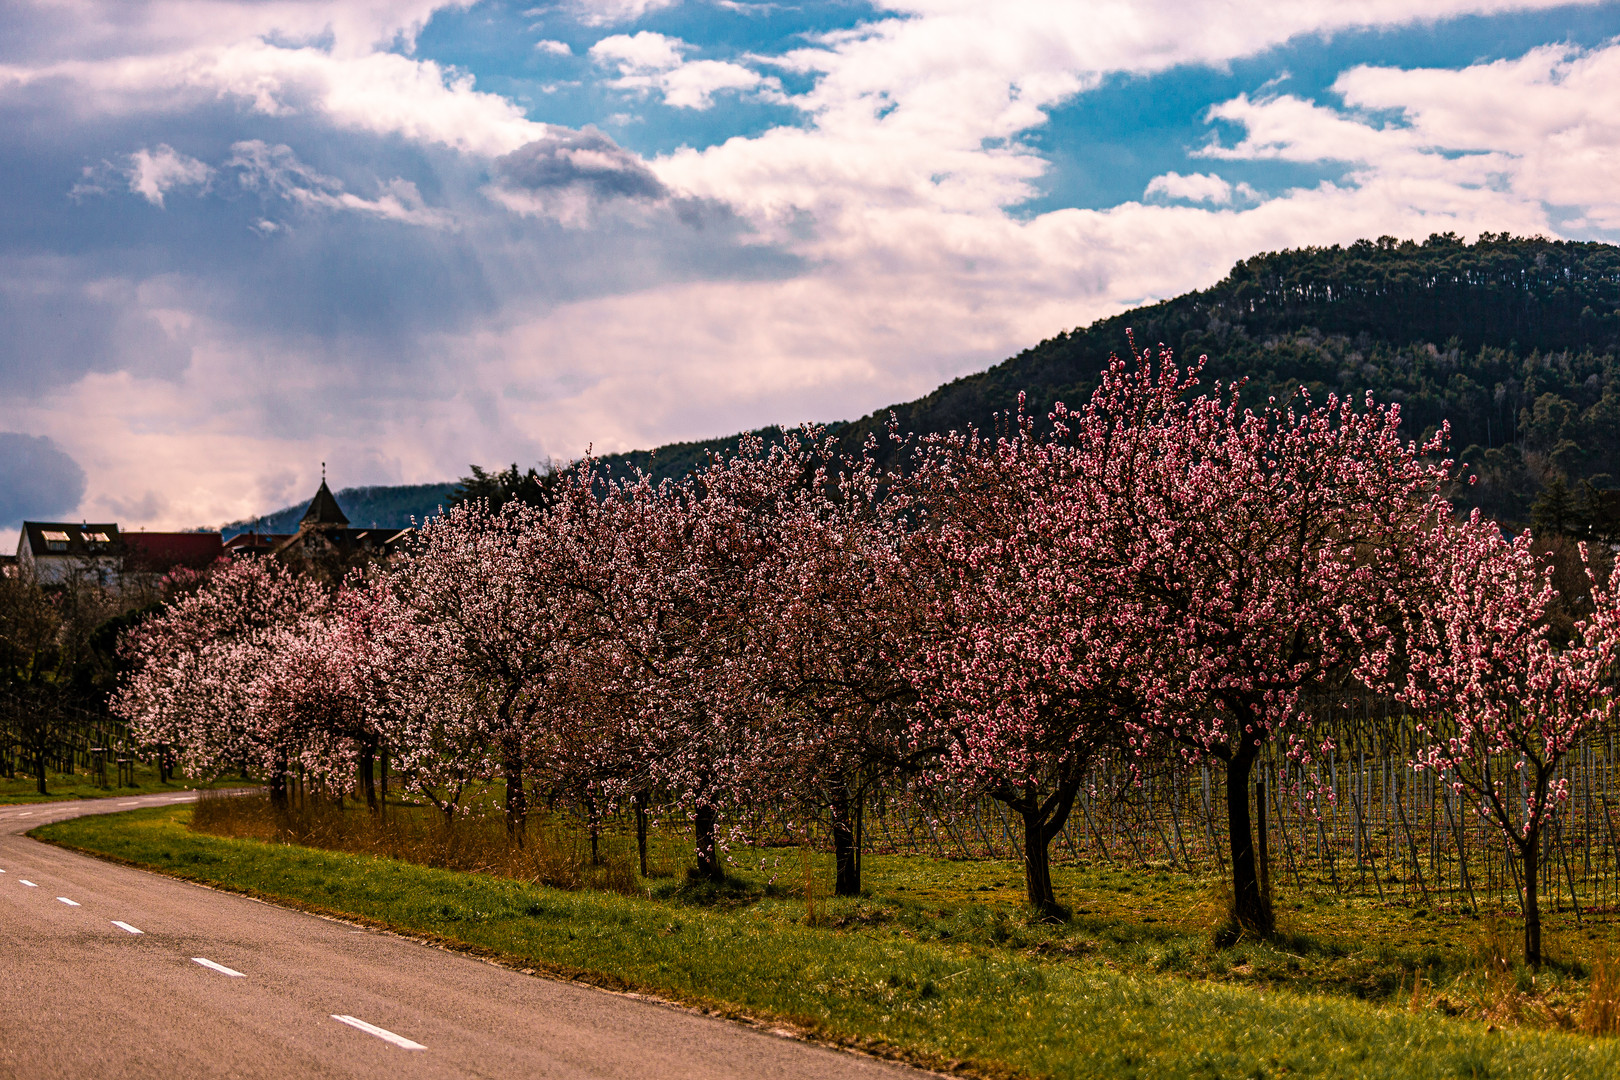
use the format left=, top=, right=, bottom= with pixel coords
left=223, top=531, right=294, bottom=555
left=124, top=532, right=224, bottom=571
left=272, top=526, right=413, bottom=558
left=20, top=522, right=122, bottom=558
left=300, top=480, right=350, bottom=527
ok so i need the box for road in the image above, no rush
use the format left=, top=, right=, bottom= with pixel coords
left=0, top=793, right=920, bottom=1080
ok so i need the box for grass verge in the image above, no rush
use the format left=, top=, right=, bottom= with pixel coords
left=33, top=804, right=1620, bottom=1080
left=0, top=762, right=241, bottom=804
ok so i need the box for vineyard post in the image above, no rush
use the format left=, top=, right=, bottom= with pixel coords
left=1256, top=778, right=1270, bottom=909
left=1444, top=792, right=1477, bottom=911
left=1604, top=794, right=1620, bottom=918
left=1558, top=813, right=1583, bottom=924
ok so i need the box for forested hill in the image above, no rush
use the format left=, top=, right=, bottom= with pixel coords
left=221, top=233, right=1620, bottom=530
left=218, top=483, right=458, bottom=537
left=608, top=232, right=1620, bottom=525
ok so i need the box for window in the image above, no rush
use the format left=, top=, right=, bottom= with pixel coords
left=42, top=530, right=70, bottom=552
left=83, top=531, right=111, bottom=545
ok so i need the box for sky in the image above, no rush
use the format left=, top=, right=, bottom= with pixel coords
left=7, top=0, right=1620, bottom=541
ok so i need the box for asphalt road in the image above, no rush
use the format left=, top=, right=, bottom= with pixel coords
left=0, top=793, right=920, bottom=1080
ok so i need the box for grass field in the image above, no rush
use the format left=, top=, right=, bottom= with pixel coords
left=34, top=801, right=1620, bottom=1079
left=0, top=761, right=239, bottom=804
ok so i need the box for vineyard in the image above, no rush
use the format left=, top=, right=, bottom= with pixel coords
left=0, top=689, right=148, bottom=791
left=854, top=710, right=1620, bottom=923
left=19, top=689, right=1620, bottom=928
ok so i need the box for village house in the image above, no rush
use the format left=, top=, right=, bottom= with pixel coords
left=14, top=521, right=125, bottom=585
left=15, top=522, right=224, bottom=586
left=12, top=476, right=408, bottom=587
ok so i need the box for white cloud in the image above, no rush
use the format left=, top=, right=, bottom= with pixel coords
left=0, top=42, right=546, bottom=157
left=1191, top=41, right=1620, bottom=231
left=589, top=31, right=771, bottom=109
left=1144, top=171, right=1234, bottom=205
left=589, top=31, right=686, bottom=73
left=534, top=39, right=573, bottom=56
left=565, top=0, right=682, bottom=27
left=1199, top=92, right=1414, bottom=163
left=1336, top=44, right=1620, bottom=231
left=126, top=144, right=214, bottom=206
left=657, top=60, right=768, bottom=109
left=5, top=1, right=470, bottom=61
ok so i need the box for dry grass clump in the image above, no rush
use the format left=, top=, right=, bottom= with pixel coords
left=1581, top=948, right=1620, bottom=1037
left=190, top=790, right=639, bottom=895
left=1472, top=917, right=1528, bottom=1026
left=1442, top=918, right=1591, bottom=1033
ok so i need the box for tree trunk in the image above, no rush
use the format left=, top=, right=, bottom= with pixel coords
left=33, top=737, right=46, bottom=796
left=831, top=792, right=860, bottom=896
left=635, top=789, right=649, bottom=877
left=359, top=740, right=377, bottom=812
left=694, top=804, right=723, bottom=881
left=1522, top=832, right=1543, bottom=967
left=587, top=794, right=602, bottom=866
left=1021, top=803, right=1058, bottom=915
left=268, top=767, right=288, bottom=810
left=1007, top=775, right=1082, bottom=920
left=503, top=755, right=527, bottom=844
left=1226, top=742, right=1273, bottom=935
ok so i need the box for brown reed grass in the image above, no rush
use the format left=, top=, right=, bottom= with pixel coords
left=1472, top=916, right=1528, bottom=1026
left=189, top=790, right=640, bottom=895
left=1581, top=947, right=1620, bottom=1037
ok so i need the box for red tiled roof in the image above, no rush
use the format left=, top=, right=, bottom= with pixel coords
left=125, top=532, right=224, bottom=570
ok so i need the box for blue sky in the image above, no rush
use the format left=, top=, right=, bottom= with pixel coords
left=4, top=0, right=1620, bottom=537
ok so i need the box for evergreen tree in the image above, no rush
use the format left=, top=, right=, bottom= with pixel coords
left=448, top=462, right=563, bottom=513
left=1531, top=477, right=1577, bottom=535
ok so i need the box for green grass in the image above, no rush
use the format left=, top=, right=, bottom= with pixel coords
left=35, top=804, right=1620, bottom=1080
left=0, top=761, right=241, bottom=804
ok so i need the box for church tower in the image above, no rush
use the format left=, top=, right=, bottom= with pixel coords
left=300, top=466, right=350, bottom=532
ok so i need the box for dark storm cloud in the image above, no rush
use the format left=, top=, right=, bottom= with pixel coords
left=493, top=127, right=669, bottom=201
left=0, top=260, right=192, bottom=394
left=0, top=82, right=802, bottom=424
left=0, top=432, right=86, bottom=527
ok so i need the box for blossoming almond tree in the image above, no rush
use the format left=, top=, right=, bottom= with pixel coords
left=1391, top=515, right=1620, bottom=965
left=115, top=558, right=327, bottom=800
left=1085, top=341, right=1452, bottom=934
left=543, top=461, right=747, bottom=880
left=391, top=500, right=574, bottom=840
left=731, top=434, right=923, bottom=896
left=894, top=402, right=1140, bottom=918
left=252, top=578, right=396, bottom=806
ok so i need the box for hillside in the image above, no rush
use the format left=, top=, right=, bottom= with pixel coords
left=225, top=233, right=1620, bottom=529
left=218, top=482, right=458, bottom=538
left=612, top=232, right=1620, bottom=525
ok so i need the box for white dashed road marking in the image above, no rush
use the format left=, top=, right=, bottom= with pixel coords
left=56, top=897, right=79, bottom=907
left=111, top=921, right=143, bottom=934
left=331, top=1015, right=426, bottom=1051
left=192, top=958, right=245, bottom=978
left=20, top=880, right=37, bottom=887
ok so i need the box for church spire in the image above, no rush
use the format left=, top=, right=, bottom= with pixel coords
left=300, top=473, right=349, bottom=528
